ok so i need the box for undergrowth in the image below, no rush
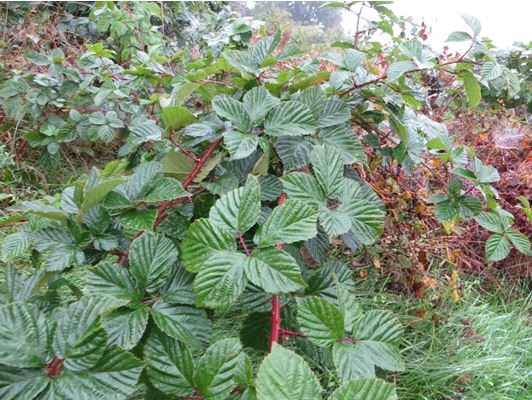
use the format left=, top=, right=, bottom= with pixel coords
left=354, top=269, right=531, bottom=400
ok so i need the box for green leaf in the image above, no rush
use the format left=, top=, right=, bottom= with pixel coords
left=339, top=180, right=385, bottom=245
left=333, top=310, right=403, bottom=381
left=259, top=175, right=283, bottom=202
left=480, top=61, right=503, bottom=81
left=181, top=218, right=236, bottom=273
left=306, top=260, right=353, bottom=302
left=212, top=95, right=252, bottom=132
left=194, top=338, right=243, bottom=399
left=274, top=136, right=312, bottom=170
left=223, top=50, right=258, bottom=75
left=475, top=212, right=505, bottom=233
left=254, top=199, right=318, bottom=248
left=194, top=251, right=248, bottom=309
left=82, top=178, right=125, bottom=211
left=298, top=86, right=327, bottom=118
left=386, top=61, right=415, bottom=83
left=319, top=206, right=352, bottom=237
left=102, top=307, right=149, bottom=350
left=161, top=266, right=196, bottom=305
left=46, top=346, right=143, bottom=400
left=0, top=367, right=48, bottom=400
left=329, top=378, right=397, bottom=400
left=144, top=331, right=195, bottom=397
left=446, top=31, right=473, bottom=42
left=18, top=201, right=68, bottom=221
left=319, top=124, right=366, bottom=164
left=297, top=296, right=344, bottom=348
left=337, top=284, right=362, bottom=332
left=161, top=106, right=195, bottom=130
left=209, top=175, right=261, bottom=235
left=245, top=247, right=306, bottom=293
left=129, top=232, right=179, bottom=292
left=472, top=158, right=500, bottom=184
left=87, top=261, right=143, bottom=303
left=97, top=125, right=115, bottom=143
left=458, top=195, right=482, bottom=218
left=434, top=199, right=459, bottom=222
left=485, top=233, right=511, bottom=261
left=459, top=71, right=481, bottom=107
left=256, top=343, right=322, bottom=400
left=193, top=151, right=223, bottom=183
left=343, top=49, right=364, bottom=72
left=317, top=97, right=351, bottom=128
left=252, top=35, right=280, bottom=65
left=243, top=87, right=280, bottom=125
left=461, top=14, right=481, bottom=36
left=89, top=112, right=107, bottom=125
left=0, top=303, right=49, bottom=368
left=161, top=149, right=196, bottom=180
left=264, top=101, right=316, bottom=136
left=282, top=172, right=326, bottom=206
left=311, top=144, right=346, bottom=198
left=1, top=231, right=31, bottom=260
left=118, top=209, right=157, bottom=232
left=506, top=230, right=531, bottom=254
left=224, top=130, right=259, bottom=160
left=151, top=301, right=211, bottom=349
left=3, top=266, right=46, bottom=303
left=129, top=117, right=163, bottom=144
left=53, top=295, right=125, bottom=371
left=140, top=177, right=189, bottom=203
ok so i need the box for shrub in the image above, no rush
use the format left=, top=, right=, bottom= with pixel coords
left=0, top=2, right=530, bottom=399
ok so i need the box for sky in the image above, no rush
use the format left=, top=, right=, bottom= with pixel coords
left=342, top=0, right=532, bottom=50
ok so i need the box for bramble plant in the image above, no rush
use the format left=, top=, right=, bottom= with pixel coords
left=0, top=2, right=530, bottom=399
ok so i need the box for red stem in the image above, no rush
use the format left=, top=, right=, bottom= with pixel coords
left=280, top=328, right=306, bottom=338
left=169, top=133, right=200, bottom=162
left=47, top=356, right=64, bottom=378
left=269, top=294, right=281, bottom=351
left=269, top=194, right=287, bottom=351
left=141, top=296, right=161, bottom=304
left=152, top=136, right=223, bottom=230
left=238, top=233, right=251, bottom=256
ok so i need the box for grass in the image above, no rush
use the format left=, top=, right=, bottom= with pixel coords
left=352, top=269, right=531, bottom=400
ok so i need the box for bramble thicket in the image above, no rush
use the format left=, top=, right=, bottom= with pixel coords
left=0, top=2, right=530, bottom=400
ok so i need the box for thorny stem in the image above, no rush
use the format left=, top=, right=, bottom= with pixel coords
left=269, top=294, right=281, bottom=351
left=169, top=132, right=200, bottom=162
left=269, top=194, right=287, bottom=351
left=280, top=328, right=306, bottom=338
